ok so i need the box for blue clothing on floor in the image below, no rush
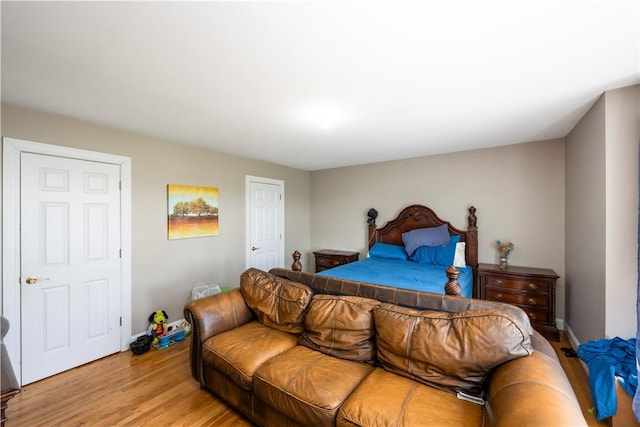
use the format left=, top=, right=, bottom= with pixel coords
left=578, top=337, right=638, bottom=421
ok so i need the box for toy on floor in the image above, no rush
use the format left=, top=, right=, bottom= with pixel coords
left=148, top=310, right=168, bottom=344
left=153, top=320, right=191, bottom=350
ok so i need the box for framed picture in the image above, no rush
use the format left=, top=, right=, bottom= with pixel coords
left=167, top=184, right=219, bottom=239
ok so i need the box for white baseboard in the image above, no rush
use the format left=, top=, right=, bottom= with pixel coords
left=563, top=322, right=589, bottom=373
left=564, top=322, right=580, bottom=348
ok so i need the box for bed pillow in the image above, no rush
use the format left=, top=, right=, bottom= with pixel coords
left=410, top=235, right=460, bottom=266
left=402, top=224, right=451, bottom=256
left=453, top=241, right=466, bottom=268
left=369, top=243, right=407, bottom=260
left=374, top=303, right=532, bottom=395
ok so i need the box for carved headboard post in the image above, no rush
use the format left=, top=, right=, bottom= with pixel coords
left=466, top=206, right=479, bottom=296
left=368, top=223, right=378, bottom=249
left=367, top=208, right=379, bottom=249
left=466, top=206, right=478, bottom=268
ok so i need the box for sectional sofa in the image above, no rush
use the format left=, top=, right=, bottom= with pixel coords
left=184, top=268, right=586, bottom=426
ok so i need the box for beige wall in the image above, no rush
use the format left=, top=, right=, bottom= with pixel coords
left=565, top=95, right=607, bottom=340
left=605, top=85, right=639, bottom=339
left=1, top=104, right=311, bottom=334
left=6, top=83, right=636, bottom=343
left=310, top=139, right=567, bottom=320
left=565, top=84, right=640, bottom=342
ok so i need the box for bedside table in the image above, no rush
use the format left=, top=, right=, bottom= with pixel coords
left=478, top=263, right=559, bottom=341
left=313, top=249, right=359, bottom=273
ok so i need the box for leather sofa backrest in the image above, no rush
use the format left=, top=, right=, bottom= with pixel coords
left=240, top=268, right=313, bottom=334
left=269, top=268, right=533, bottom=336
left=299, top=294, right=381, bottom=362
left=374, top=303, right=533, bottom=396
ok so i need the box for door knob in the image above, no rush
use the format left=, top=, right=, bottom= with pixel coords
left=251, top=246, right=260, bottom=251
left=25, top=276, right=49, bottom=285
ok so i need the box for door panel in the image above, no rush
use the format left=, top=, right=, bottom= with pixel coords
left=21, top=152, right=122, bottom=384
left=42, top=284, right=71, bottom=351
left=247, top=178, right=284, bottom=271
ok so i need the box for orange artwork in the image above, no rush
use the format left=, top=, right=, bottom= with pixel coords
left=167, top=184, right=219, bottom=239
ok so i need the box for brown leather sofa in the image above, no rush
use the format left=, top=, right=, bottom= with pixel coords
left=184, top=268, right=587, bottom=427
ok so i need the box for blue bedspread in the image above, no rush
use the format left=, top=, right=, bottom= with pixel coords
left=317, top=257, right=473, bottom=297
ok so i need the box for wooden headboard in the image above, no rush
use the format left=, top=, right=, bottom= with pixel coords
left=367, top=205, right=478, bottom=296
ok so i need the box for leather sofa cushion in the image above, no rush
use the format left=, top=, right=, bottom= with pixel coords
left=374, top=304, right=532, bottom=395
left=254, top=345, right=374, bottom=427
left=240, top=268, right=313, bottom=334
left=202, top=321, right=297, bottom=390
left=298, top=294, right=380, bottom=362
left=337, top=368, right=483, bottom=427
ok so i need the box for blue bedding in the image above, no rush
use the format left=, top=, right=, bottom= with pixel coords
left=317, top=257, right=473, bottom=298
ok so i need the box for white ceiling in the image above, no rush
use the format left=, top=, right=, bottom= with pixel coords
left=2, top=1, right=639, bottom=171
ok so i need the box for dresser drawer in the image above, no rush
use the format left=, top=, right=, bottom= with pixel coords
left=478, top=263, right=559, bottom=341
left=313, top=250, right=360, bottom=273
left=484, top=276, right=549, bottom=294
left=485, top=289, right=550, bottom=324
left=485, top=288, right=549, bottom=308
left=523, top=309, right=550, bottom=324
left=315, top=256, right=345, bottom=269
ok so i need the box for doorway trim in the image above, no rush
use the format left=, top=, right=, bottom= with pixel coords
left=2, top=137, right=132, bottom=385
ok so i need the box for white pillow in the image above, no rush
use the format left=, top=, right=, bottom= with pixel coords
left=453, top=242, right=466, bottom=268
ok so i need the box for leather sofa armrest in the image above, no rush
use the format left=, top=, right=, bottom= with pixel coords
left=183, top=289, right=253, bottom=384
left=529, top=330, right=560, bottom=362
left=486, top=350, right=587, bottom=426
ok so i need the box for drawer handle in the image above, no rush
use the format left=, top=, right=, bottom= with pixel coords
left=528, top=298, right=537, bottom=306
left=494, top=293, right=503, bottom=301
left=495, top=280, right=503, bottom=285
left=528, top=312, right=538, bottom=320
left=528, top=283, right=538, bottom=290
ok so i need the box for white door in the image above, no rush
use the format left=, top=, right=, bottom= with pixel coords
left=246, top=176, right=284, bottom=271
left=20, top=152, right=122, bottom=384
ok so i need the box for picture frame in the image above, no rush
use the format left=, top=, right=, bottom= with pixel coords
left=167, top=184, right=219, bottom=239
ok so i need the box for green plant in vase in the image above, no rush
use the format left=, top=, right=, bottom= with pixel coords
left=493, top=240, right=514, bottom=269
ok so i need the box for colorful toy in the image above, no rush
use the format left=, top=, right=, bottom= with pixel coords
left=152, top=320, right=191, bottom=350
left=147, top=310, right=168, bottom=344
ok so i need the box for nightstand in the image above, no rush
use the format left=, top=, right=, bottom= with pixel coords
left=313, top=249, right=359, bottom=273
left=478, top=263, right=559, bottom=341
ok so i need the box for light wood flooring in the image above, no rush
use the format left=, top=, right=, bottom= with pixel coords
left=6, top=332, right=604, bottom=426
left=548, top=333, right=607, bottom=427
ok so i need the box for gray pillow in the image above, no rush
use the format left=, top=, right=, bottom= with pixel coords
left=402, top=224, right=451, bottom=256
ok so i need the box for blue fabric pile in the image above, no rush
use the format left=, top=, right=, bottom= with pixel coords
left=578, top=337, right=638, bottom=421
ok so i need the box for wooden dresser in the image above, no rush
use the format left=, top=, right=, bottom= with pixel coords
left=313, top=249, right=359, bottom=273
left=478, top=263, right=559, bottom=341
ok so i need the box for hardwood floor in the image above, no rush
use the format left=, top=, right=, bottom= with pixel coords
left=6, top=339, right=251, bottom=426
left=6, top=332, right=603, bottom=426
left=550, top=332, right=607, bottom=427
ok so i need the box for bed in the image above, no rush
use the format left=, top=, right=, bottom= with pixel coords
left=310, top=205, right=478, bottom=298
